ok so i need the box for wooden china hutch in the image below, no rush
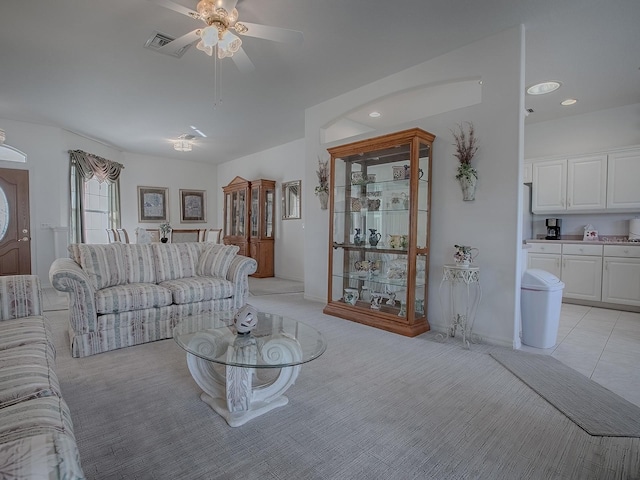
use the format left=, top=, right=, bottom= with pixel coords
left=222, top=176, right=275, bottom=278
left=323, top=128, right=435, bottom=336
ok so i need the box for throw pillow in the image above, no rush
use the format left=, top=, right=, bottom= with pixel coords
left=198, top=244, right=240, bottom=278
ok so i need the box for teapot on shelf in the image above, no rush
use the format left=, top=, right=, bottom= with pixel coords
left=388, top=234, right=408, bottom=249
left=453, top=244, right=479, bottom=267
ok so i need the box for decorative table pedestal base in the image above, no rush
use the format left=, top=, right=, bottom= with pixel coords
left=186, top=331, right=301, bottom=427
left=199, top=393, right=290, bottom=428
left=174, top=311, right=326, bottom=428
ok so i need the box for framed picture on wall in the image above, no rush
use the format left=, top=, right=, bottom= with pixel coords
left=138, top=186, right=169, bottom=223
left=180, top=189, right=206, bottom=223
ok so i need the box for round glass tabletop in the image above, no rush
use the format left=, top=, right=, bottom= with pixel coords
left=173, top=310, right=327, bottom=368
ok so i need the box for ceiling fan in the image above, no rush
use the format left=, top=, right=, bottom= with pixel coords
left=152, top=0, right=303, bottom=72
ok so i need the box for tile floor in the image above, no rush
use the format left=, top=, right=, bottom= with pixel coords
left=42, top=287, right=640, bottom=408
left=520, top=303, right=640, bottom=407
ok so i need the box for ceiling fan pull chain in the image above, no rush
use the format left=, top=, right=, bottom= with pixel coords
left=213, top=51, right=222, bottom=109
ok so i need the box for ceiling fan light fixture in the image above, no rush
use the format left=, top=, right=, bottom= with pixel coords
left=174, top=134, right=193, bottom=152
left=200, top=25, right=219, bottom=47
left=217, top=31, right=242, bottom=58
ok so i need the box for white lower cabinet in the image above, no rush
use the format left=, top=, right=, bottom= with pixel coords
left=561, top=244, right=603, bottom=301
left=527, top=243, right=562, bottom=278
left=602, top=246, right=640, bottom=307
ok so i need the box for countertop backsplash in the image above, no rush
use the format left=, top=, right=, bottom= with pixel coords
left=531, top=212, right=640, bottom=241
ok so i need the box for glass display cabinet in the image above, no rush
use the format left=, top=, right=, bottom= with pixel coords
left=223, top=176, right=275, bottom=277
left=323, top=128, right=435, bottom=336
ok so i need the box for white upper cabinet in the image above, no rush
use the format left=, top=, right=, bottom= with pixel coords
left=607, top=148, right=640, bottom=209
left=530, top=146, right=639, bottom=213
left=532, top=159, right=566, bottom=212
left=567, top=155, right=607, bottom=211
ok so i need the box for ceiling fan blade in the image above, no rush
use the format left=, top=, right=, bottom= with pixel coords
left=151, top=0, right=199, bottom=18
left=237, top=22, right=303, bottom=44
left=157, top=29, right=200, bottom=54
left=231, top=47, right=255, bottom=73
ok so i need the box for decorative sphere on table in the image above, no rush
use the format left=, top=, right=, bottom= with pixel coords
left=233, top=304, right=259, bottom=333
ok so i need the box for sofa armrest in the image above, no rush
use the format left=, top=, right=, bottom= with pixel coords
left=0, top=275, right=43, bottom=321
left=49, top=258, right=98, bottom=334
left=226, top=255, right=257, bottom=309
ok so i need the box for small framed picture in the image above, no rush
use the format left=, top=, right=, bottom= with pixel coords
left=138, top=186, right=169, bottom=223
left=180, top=189, right=206, bottom=223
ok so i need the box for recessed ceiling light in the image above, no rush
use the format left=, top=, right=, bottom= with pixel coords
left=526, top=81, right=561, bottom=95
left=369, top=111, right=381, bottom=118
left=561, top=98, right=578, bottom=106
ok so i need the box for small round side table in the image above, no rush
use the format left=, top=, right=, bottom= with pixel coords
left=438, top=264, right=482, bottom=349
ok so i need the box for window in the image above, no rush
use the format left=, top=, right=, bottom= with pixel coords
left=83, top=177, right=112, bottom=244
left=70, top=167, right=120, bottom=244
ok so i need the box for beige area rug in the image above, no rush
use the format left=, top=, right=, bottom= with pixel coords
left=47, top=296, right=640, bottom=479
left=248, top=277, right=304, bottom=296
left=491, top=351, right=640, bottom=438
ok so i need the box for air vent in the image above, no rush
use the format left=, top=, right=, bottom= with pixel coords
left=144, top=31, right=191, bottom=58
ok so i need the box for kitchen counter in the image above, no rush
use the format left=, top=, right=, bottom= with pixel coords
left=526, top=237, right=640, bottom=246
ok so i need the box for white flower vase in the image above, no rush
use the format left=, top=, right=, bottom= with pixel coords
left=459, top=175, right=477, bottom=201
left=318, top=190, right=329, bottom=210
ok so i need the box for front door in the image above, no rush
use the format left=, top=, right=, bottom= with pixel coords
left=0, top=168, right=31, bottom=275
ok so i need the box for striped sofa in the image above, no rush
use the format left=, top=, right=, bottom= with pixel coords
left=49, top=242, right=257, bottom=358
left=0, top=275, right=85, bottom=479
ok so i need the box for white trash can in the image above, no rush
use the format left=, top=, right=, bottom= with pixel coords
left=521, top=269, right=565, bottom=348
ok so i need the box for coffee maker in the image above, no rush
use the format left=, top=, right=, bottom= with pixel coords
left=545, top=218, right=562, bottom=240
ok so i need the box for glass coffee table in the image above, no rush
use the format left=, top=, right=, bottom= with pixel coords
left=173, top=310, right=327, bottom=427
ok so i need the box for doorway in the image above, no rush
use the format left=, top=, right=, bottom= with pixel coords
left=0, top=168, right=31, bottom=275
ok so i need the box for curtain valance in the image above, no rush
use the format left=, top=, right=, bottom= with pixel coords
left=69, top=149, right=124, bottom=183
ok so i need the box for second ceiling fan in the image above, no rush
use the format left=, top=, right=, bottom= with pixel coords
left=152, top=0, right=303, bottom=72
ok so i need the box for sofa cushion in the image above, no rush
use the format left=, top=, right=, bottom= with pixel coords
left=160, top=277, right=235, bottom=305
left=153, top=243, right=200, bottom=282
left=0, top=396, right=76, bottom=445
left=95, top=283, right=173, bottom=314
left=78, top=243, right=127, bottom=290
left=122, top=244, right=157, bottom=284
left=198, top=244, right=240, bottom=279
left=0, top=431, right=85, bottom=480
left=0, top=317, right=53, bottom=352
left=0, top=344, right=60, bottom=408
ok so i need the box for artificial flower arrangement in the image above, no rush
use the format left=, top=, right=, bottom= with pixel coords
left=315, top=157, right=329, bottom=195
left=451, top=122, right=479, bottom=181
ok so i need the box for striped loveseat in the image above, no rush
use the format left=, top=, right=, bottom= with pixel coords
left=49, top=242, right=257, bottom=357
left=0, top=275, right=85, bottom=479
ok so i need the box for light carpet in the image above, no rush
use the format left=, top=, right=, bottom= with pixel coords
left=248, top=277, right=304, bottom=296
left=490, top=351, right=640, bottom=438
left=48, top=294, right=640, bottom=479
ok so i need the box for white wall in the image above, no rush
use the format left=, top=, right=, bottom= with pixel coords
left=0, top=117, right=218, bottom=285
left=216, top=139, right=305, bottom=281
left=119, top=152, right=218, bottom=235
left=525, top=103, right=640, bottom=238
left=303, top=27, right=525, bottom=347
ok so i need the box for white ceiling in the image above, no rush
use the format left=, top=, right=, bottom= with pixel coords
left=0, top=0, right=638, bottom=164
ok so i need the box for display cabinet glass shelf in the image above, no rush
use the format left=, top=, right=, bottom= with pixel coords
left=323, top=128, right=435, bottom=336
